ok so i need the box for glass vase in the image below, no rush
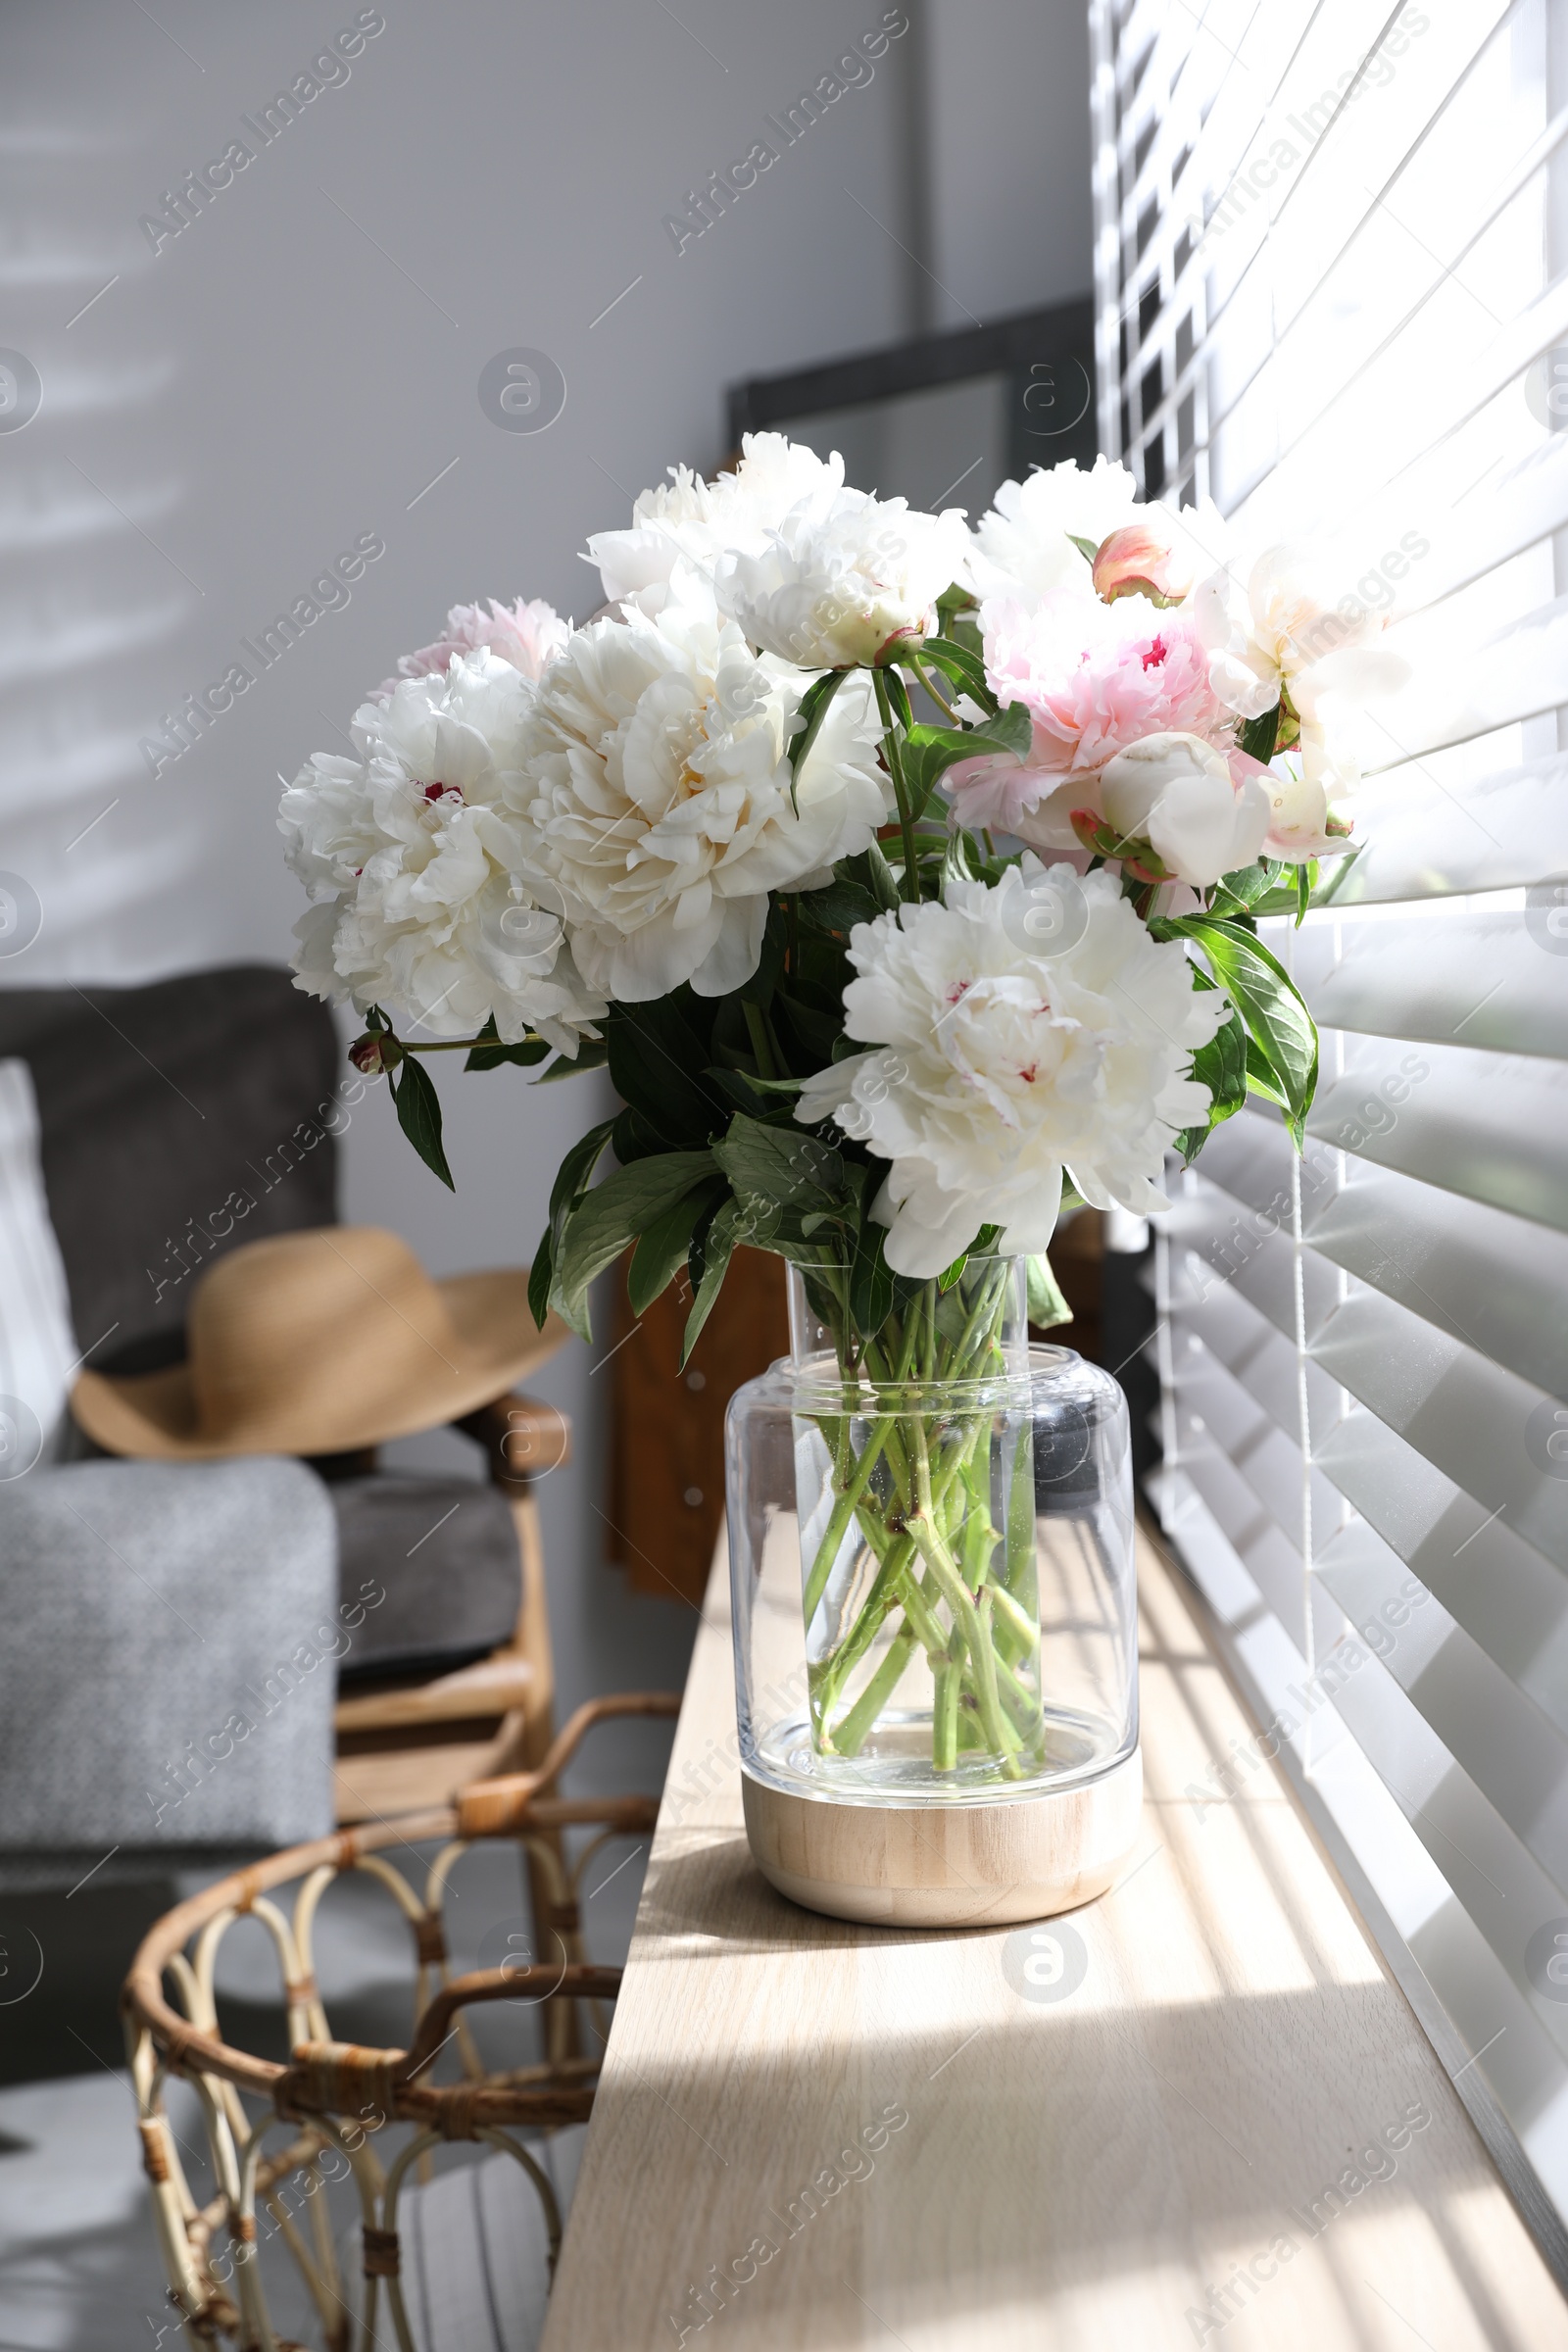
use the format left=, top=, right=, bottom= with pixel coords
left=725, top=1255, right=1141, bottom=1923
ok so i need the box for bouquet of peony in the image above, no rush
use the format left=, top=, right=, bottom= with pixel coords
left=279, top=440, right=1399, bottom=1781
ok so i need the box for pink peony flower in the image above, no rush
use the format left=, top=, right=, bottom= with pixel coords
left=374, top=597, right=570, bottom=701
left=946, top=592, right=1235, bottom=844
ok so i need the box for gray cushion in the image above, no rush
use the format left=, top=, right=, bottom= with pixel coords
left=0, top=965, right=339, bottom=1373
left=330, top=1475, right=521, bottom=1682
left=0, top=1456, right=337, bottom=1862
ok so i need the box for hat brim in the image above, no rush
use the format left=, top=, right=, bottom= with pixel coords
left=70, top=1270, right=567, bottom=1461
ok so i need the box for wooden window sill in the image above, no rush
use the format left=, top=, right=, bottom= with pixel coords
left=543, top=1521, right=1568, bottom=2349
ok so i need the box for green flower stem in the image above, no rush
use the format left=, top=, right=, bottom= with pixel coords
left=798, top=1254, right=1044, bottom=1780
left=932, top=1647, right=961, bottom=1772
left=969, top=1590, right=1019, bottom=1780
left=801, top=1423, right=896, bottom=1629
left=742, top=1001, right=778, bottom=1080
left=400, top=1036, right=514, bottom=1053
left=905, top=1511, right=1017, bottom=1775
left=994, top=1648, right=1044, bottom=1736
left=810, top=1535, right=915, bottom=1737
left=813, top=1531, right=945, bottom=1737
left=988, top=1583, right=1040, bottom=1656
left=894, top=1563, right=948, bottom=1658
left=833, top=1627, right=919, bottom=1755
left=873, top=667, right=922, bottom=902
left=979, top=1679, right=1026, bottom=1753
left=906, top=654, right=959, bottom=723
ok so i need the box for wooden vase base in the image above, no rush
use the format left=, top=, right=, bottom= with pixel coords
left=741, top=1747, right=1144, bottom=1929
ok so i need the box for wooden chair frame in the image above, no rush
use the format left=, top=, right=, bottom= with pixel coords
left=329, top=1392, right=570, bottom=1828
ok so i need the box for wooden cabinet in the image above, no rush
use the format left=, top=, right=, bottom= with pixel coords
left=608, top=1248, right=790, bottom=1605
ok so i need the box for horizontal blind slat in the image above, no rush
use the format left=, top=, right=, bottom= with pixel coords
left=1224, top=244, right=1568, bottom=546
left=1305, top=912, right=1568, bottom=1055
left=1171, top=1250, right=1348, bottom=1436
left=1303, top=1161, right=1568, bottom=1404
left=1313, top=1416, right=1568, bottom=1740
left=1308, top=1286, right=1568, bottom=1574
left=1314, top=1521, right=1568, bottom=1891
left=1396, top=425, right=1568, bottom=621
left=1308, top=1043, right=1568, bottom=1232
left=1136, top=1, right=1521, bottom=458
left=1325, top=751, right=1568, bottom=902
left=1192, top=1109, right=1568, bottom=1417
left=1108, top=1, right=1315, bottom=351
left=1311, top=1623, right=1568, bottom=2066
left=1365, top=593, right=1568, bottom=771
left=1169, top=1347, right=1349, bottom=1553
left=1165, top=1177, right=1344, bottom=1339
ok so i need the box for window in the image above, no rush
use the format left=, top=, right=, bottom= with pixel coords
left=1091, top=0, right=1568, bottom=2245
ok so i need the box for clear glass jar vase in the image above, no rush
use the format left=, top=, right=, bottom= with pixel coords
left=726, top=1256, right=1137, bottom=1809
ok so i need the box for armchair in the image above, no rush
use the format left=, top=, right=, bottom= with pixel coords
left=0, top=965, right=577, bottom=1831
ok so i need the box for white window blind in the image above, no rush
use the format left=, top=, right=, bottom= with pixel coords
left=1090, top=0, right=1568, bottom=2259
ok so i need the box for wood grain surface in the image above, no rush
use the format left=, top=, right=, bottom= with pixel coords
left=543, top=1524, right=1568, bottom=2350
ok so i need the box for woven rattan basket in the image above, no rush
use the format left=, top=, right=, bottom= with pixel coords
left=122, top=1693, right=678, bottom=2352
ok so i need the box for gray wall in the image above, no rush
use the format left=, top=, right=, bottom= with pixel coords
left=0, top=0, right=1093, bottom=1719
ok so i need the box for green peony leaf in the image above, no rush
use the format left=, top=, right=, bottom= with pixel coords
left=391, top=1055, right=454, bottom=1192
left=1026, top=1253, right=1073, bottom=1329
left=1166, top=915, right=1318, bottom=1144
left=910, top=633, right=995, bottom=712
left=901, top=700, right=1032, bottom=822
left=849, top=1208, right=896, bottom=1334
left=608, top=997, right=728, bottom=1147
left=712, top=1113, right=843, bottom=1209
left=787, top=668, right=850, bottom=808
left=1244, top=1036, right=1291, bottom=1109
left=1207, top=858, right=1290, bottom=918
left=1175, top=1005, right=1249, bottom=1164
left=535, top=1038, right=610, bottom=1081
left=682, top=1198, right=745, bottom=1366
left=1238, top=702, right=1281, bottom=763
left=798, top=879, right=883, bottom=937
left=529, top=1116, right=616, bottom=1328
left=464, top=1015, right=552, bottom=1073
left=627, top=1180, right=726, bottom=1316
left=552, top=1149, right=719, bottom=1341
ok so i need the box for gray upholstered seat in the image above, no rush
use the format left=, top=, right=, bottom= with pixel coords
left=0, top=966, right=521, bottom=1676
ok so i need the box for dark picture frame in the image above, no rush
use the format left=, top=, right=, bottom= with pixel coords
left=725, top=294, right=1098, bottom=487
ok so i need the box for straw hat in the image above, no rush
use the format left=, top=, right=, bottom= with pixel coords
left=72, top=1226, right=565, bottom=1461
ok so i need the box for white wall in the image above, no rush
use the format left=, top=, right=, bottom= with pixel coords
left=0, top=0, right=1093, bottom=1717
left=921, top=0, right=1095, bottom=330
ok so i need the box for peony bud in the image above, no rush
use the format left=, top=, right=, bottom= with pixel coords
left=1099, top=731, right=1270, bottom=888
left=1092, top=524, right=1183, bottom=609
left=349, top=1030, right=402, bottom=1077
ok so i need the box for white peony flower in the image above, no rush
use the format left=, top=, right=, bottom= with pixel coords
left=795, top=858, right=1228, bottom=1277
left=1195, top=542, right=1409, bottom=723
left=1098, top=732, right=1270, bottom=887
left=1253, top=727, right=1355, bottom=862
left=586, top=431, right=844, bottom=612
left=971, top=458, right=1231, bottom=609
left=374, top=595, right=569, bottom=701
left=513, top=565, right=890, bottom=1002
left=279, top=652, right=605, bottom=1054
left=714, top=489, right=971, bottom=669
